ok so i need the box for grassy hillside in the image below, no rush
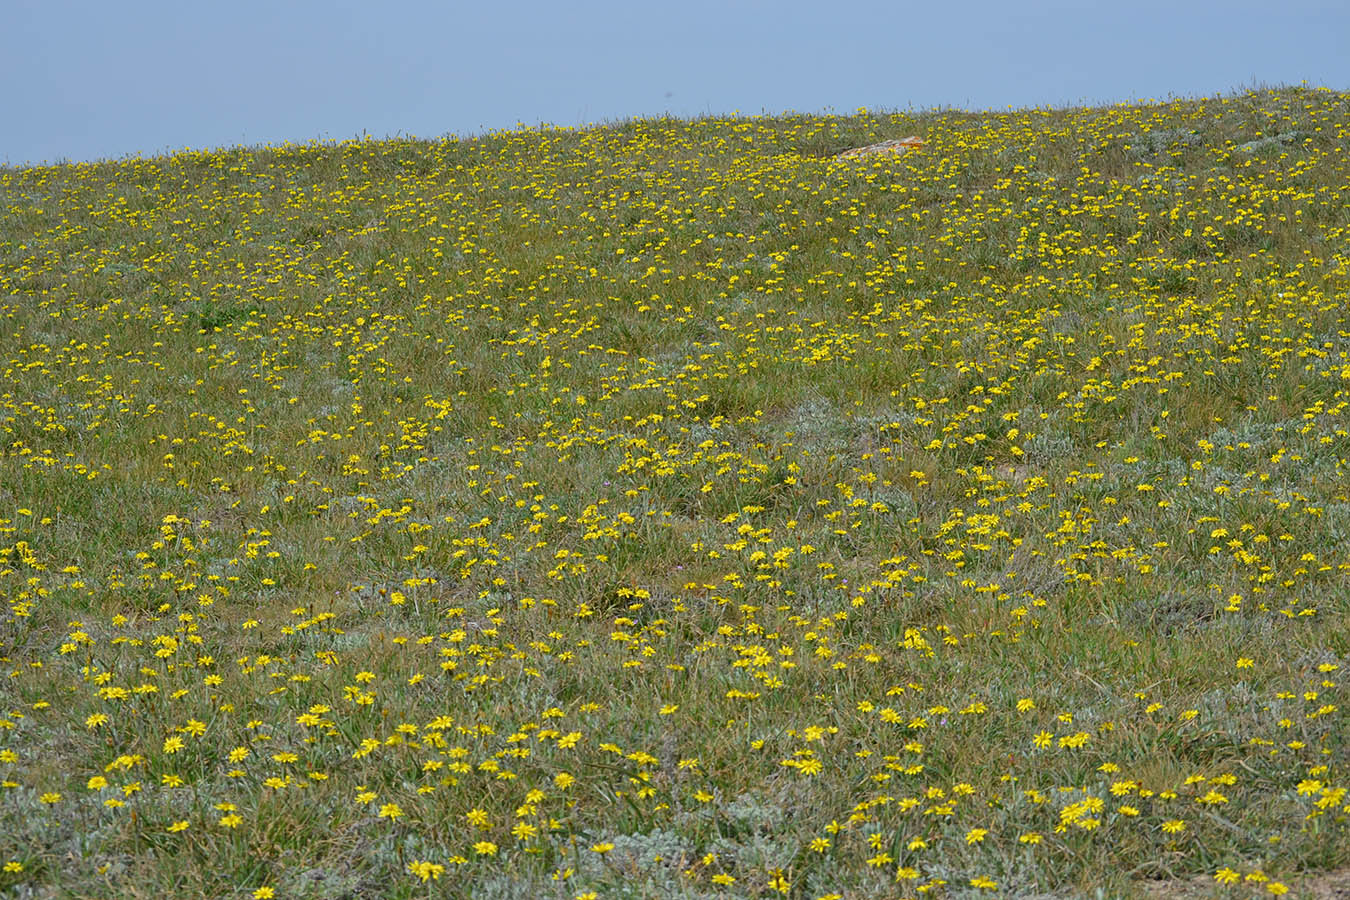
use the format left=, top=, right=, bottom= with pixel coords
left=1, top=86, right=1348, bottom=898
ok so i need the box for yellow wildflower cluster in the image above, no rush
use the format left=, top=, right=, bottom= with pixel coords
left=0, top=87, right=1347, bottom=896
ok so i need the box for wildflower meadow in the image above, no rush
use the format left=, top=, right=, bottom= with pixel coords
left=1, top=87, right=1348, bottom=898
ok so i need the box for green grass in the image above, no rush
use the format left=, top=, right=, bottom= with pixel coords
left=0, top=86, right=1348, bottom=899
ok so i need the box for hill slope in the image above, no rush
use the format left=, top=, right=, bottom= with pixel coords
left=1, top=87, right=1348, bottom=898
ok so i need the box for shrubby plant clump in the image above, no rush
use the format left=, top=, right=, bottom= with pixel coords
left=0, top=86, right=1347, bottom=898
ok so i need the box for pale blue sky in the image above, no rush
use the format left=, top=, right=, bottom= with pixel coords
left=4, top=0, right=1348, bottom=166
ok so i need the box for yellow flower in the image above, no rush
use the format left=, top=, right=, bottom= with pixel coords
left=590, top=842, right=614, bottom=854
left=167, top=821, right=190, bottom=833
left=473, top=841, right=497, bottom=856
left=408, top=860, right=445, bottom=882
left=377, top=803, right=404, bottom=820
left=252, top=888, right=275, bottom=899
